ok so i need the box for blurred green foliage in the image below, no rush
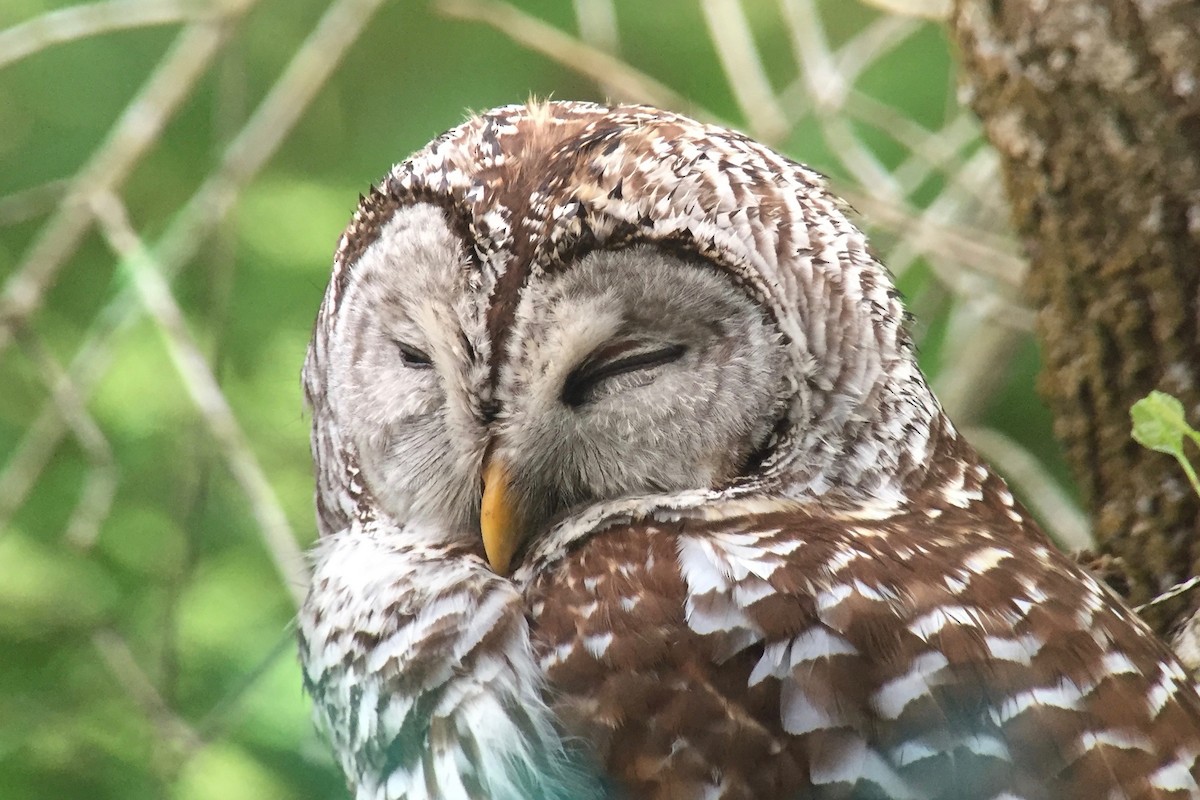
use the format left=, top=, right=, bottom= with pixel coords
left=0, top=1, right=1071, bottom=798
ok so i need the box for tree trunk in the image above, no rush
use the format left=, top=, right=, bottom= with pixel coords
left=949, top=0, right=1200, bottom=631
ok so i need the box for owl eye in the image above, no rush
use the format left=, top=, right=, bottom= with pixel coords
left=396, top=341, right=433, bottom=369
left=562, top=340, right=686, bottom=407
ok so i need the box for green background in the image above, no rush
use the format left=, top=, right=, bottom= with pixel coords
left=0, top=1, right=1071, bottom=798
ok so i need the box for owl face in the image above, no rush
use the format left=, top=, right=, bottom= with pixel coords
left=309, top=101, right=932, bottom=567
left=327, top=201, right=786, bottom=565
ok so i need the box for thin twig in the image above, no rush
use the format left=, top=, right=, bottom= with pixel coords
left=886, top=111, right=986, bottom=199
left=0, top=180, right=71, bottom=227
left=155, top=0, right=390, bottom=269
left=572, top=0, right=618, bottom=50
left=838, top=185, right=1027, bottom=287
left=194, top=622, right=299, bottom=739
left=0, top=0, right=236, bottom=70
left=90, top=191, right=309, bottom=607
left=842, top=91, right=961, bottom=187
left=778, top=0, right=840, bottom=106
left=571, top=0, right=622, bottom=97
left=0, top=0, right=386, bottom=537
left=92, top=628, right=206, bottom=755
left=833, top=13, right=923, bottom=91
left=0, top=19, right=237, bottom=355
left=820, top=116, right=903, bottom=197
left=874, top=142, right=1021, bottom=294
left=700, top=0, right=789, bottom=143
left=436, top=0, right=703, bottom=115
left=1138, top=574, right=1200, bottom=614
left=12, top=334, right=118, bottom=550
left=857, top=0, right=950, bottom=21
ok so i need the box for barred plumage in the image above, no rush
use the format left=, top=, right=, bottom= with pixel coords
left=299, top=101, right=1200, bottom=799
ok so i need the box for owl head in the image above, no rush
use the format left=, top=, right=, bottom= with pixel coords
left=304, top=101, right=942, bottom=572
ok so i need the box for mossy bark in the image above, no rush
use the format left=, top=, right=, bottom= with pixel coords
left=950, top=0, right=1200, bottom=630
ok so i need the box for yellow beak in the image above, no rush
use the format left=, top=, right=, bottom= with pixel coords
left=480, top=459, right=519, bottom=575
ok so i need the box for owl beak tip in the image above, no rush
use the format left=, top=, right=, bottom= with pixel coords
left=480, top=459, right=518, bottom=575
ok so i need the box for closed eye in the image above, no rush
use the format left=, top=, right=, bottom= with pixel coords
left=396, top=341, right=433, bottom=369
left=562, top=340, right=686, bottom=407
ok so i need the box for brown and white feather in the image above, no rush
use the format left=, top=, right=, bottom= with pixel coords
left=299, top=101, right=1200, bottom=800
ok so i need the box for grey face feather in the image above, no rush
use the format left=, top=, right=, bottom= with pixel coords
left=493, top=245, right=787, bottom=540
left=329, top=210, right=787, bottom=545
left=327, top=204, right=488, bottom=541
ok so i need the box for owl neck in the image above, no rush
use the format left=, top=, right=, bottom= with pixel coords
left=299, top=524, right=608, bottom=800
left=760, top=321, right=960, bottom=508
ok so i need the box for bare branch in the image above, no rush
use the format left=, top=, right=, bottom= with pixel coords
left=0, top=181, right=71, bottom=227
left=700, top=0, right=789, bottom=143
left=838, top=186, right=1027, bottom=288
left=435, top=0, right=703, bottom=115
left=0, top=0, right=240, bottom=70
left=778, top=0, right=840, bottom=106
left=572, top=0, right=618, bottom=51
left=572, top=0, right=622, bottom=97
left=856, top=0, right=949, bottom=21
left=0, top=19, right=237, bottom=356
left=834, top=13, right=924, bottom=88
left=90, top=191, right=309, bottom=607
left=155, top=0, right=390, bottom=268
left=0, top=0, right=387, bottom=532
left=820, top=116, right=904, bottom=196
left=12, top=335, right=118, bottom=550
left=92, top=628, right=205, bottom=756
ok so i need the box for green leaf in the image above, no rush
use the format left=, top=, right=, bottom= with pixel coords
left=1132, top=390, right=1200, bottom=499
left=1131, top=390, right=1192, bottom=456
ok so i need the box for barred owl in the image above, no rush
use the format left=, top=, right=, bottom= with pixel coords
left=299, top=102, right=1200, bottom=800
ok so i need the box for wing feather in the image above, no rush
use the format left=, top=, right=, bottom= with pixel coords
left=526, top=502, right=1200, bottom=799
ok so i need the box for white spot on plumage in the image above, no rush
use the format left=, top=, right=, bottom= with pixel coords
left=540, top=641, right=575, bottom=670
left=851, top=578, right=895, bottom=603
left=983, top=634, right=1043, bottom=664
left=823, top=545, right=864, bottom=574
left=748, top=640, right=791, bottom=687
left=964, top=546, right=1011, bottom=575
left=874, top=652, right=951, bottom=719
left=991, top=680, right=1085, bottom=724
left=962, top=733, right=1012, bottom=761
left=685, top=593, right=760, bottom=640
left=1098, top=651, right=1140, bottom=677
left=780, top=682, right=839, bottom=735
left=733, top=576, right=776, bottom=607
left=908, top=605, right=984, bottom=641
left=1070, top=729, right=1154, bottom=760
left=1149, top=667, right=1182, bottom=716
left=583, top=632, right=614, bottom=658
left=816, top=583, right=856, bottom=614
left=1149, top=753, right=1200, bottom=791
left=808, top=735, right=919, bottom=799
left=889, top=739, right=940, bottom=767
left=1012, top=597, right=1037, bottom=617
left=790, top=625, right=859, bottom=665
left=676, top=535, right=730, bottom=596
